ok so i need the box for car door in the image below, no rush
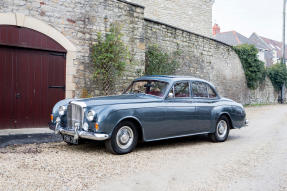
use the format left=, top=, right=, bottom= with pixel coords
left=191, top=81, right=219, bottom=133
left=163, top=81, right=198, bottom=137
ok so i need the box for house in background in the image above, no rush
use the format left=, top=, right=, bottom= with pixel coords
left=250, top=33, right=287, bottom=66
left=213, top=26, right=252, bottom=46
left=212, top=24, right=284, bottom=67
left=212, top=24, right=269, bottom=65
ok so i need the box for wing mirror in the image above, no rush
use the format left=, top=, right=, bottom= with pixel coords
left=168, top=92, right=174, bottom=99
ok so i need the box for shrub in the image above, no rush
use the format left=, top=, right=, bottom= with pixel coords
left=145, top=45, right=180, bottom=75
left=92, top=24, right=128, bottom=95
left=233, top=44, right=266, bottom=89
left=267, top=63, right=287, bottom=91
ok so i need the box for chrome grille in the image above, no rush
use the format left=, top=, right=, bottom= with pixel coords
left=67, top=103, right=83, bottom=129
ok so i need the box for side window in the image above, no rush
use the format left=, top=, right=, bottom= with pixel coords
left=192, top=82, right=208, bottom=98
left=207, top=85, right=217, bottom=98
left=174, top=82, right=190, bottom=98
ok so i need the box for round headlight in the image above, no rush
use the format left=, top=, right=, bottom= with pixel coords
left=56, top=117, right=61, bottom=123
left=58, top=106, right=66, bottom=116
left=87, top=110, right=95, bottom=121
left=83, top=122, right=89, bottom=131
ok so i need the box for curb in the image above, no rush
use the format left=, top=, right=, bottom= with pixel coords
left=0, top=133, right=63, bottom=148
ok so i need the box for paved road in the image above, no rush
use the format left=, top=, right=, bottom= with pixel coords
left=0, top=105, right=287, bottom=191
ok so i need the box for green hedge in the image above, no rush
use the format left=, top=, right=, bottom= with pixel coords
left=233, top=44, right=266, bottom=90
left=267, top=63, right=287, bottom=91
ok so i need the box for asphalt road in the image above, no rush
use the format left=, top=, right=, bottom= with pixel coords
left=0, top=105, right=287, bottom=191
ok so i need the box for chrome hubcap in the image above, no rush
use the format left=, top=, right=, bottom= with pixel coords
left=217, top=120, right=228, bottom=138
left=116, top=126, right=134, bottom=150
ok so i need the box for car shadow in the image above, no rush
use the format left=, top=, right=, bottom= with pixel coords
left=62, top=134, right=241, bottom=154
left=137, top=135, right=211, bottom=151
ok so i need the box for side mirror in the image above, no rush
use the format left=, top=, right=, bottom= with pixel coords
left=168, top=92, right=174, bottom=99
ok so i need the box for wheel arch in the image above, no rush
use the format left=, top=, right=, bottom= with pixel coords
left=217, top=112, right=234, bottom=129
left=114, top=116, right=145, bottom=142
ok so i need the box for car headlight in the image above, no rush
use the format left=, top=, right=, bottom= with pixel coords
left=56, top=117, right=61, bottom=123
left=83, top=122, right=89, bottom=131
left=58, top=106, right=66, bottom=116
left=87, top=110, right=96, bottom=121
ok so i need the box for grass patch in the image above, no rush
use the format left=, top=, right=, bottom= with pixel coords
left=244, top=103, right=274, bottom=107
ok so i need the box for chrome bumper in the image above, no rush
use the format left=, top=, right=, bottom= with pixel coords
left=245, top=119, right=249, bottom=126
left=55, top=123, right=109, bottom=141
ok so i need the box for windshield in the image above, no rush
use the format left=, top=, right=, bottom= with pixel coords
left=124, top=80, right=169, bottom=98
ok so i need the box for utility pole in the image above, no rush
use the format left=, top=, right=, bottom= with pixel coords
left=282, top=0, right=286, bottom=103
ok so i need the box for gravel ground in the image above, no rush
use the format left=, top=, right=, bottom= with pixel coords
left=0, top=105, right=287, bottom=191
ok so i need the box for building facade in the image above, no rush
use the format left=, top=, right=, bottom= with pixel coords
left=127, top=0, right=214, bottom=37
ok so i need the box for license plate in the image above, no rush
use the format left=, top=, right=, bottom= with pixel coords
left=63, top=135, right=78, bottom=144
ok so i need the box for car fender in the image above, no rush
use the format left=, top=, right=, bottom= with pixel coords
left=98, top=108, right=144, bottom=138
left=210, top=106, right=234, bottom=133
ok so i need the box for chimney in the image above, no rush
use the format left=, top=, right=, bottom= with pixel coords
left=213, top=24, right=221, bottom=35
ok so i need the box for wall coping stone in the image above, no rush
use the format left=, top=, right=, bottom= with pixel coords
left=117, top=0, right=145, bottom=9
left=144, top=18, right=232, bottom=48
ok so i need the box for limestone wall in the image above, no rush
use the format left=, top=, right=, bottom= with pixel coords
left=144, top=19, right=281, bottom=105
left=246, top=78, right=287, bottom=105
left=127, top=0, right=214, bottom=37
left=144, top=19, right=248, bottom=103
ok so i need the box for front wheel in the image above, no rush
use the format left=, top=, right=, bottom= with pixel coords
left=209, top=116, right=230, bottom=142
left=105, top=121, right=138, bottom=154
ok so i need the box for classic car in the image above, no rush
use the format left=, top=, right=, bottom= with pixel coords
left=50, top=75, right=248, bottom=154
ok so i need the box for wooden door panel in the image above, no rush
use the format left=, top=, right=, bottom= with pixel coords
left=0, top=25, right=66, bottom=129
left=47, top=54, right=66, bottom=123
left=0, top=46, right=16, bottom=129
left=0, top=47, right=66, bottom=129
left=15, top=49, right=35, bottom=128
left=15, top=49, right=66, bottom=128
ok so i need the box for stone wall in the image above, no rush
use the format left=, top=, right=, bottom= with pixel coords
left=246, top=78, right=287, bottom=105
left=144, top=19, right=249, bottom=104
left=0, top=0, right=145, bottom=97
left=127, top=0, right=214, bottom=37
left=144, top=19, right=282, bottom=105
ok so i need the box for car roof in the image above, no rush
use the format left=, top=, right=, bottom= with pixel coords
left=135, top=75, right=212, bottom=85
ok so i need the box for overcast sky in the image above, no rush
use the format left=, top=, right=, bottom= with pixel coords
left=213, top=0, right=283, bottom=41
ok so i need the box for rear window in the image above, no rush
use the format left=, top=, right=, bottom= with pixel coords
left=192, top=82, right=208, bottom=98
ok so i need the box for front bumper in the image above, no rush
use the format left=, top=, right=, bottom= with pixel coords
left=245, top=119, right=249, bottom=126
left=54, top=123, right=109, bottom=141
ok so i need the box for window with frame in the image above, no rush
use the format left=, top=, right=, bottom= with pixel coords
left=173, top=81, right=190, bottom=98
left=207, top=85, right=217, bottom=98
left=192, top=82, right=208, bottom=98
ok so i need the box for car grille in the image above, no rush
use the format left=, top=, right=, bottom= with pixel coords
left=67, top=103, right=83, bottom=129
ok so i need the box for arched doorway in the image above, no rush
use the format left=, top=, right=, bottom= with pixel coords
left=0, top=25, right=66, bottom=129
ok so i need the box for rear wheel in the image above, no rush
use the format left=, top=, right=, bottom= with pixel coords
left=105, top=121, right=138, bottom=154
left=209, top=116, right=230, bottom=142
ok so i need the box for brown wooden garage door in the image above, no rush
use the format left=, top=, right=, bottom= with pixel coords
left=0, top=26, right=66, bottom=129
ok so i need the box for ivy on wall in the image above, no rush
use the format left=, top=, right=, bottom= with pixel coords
left=92, top=24, right=129, bottom=95
left=233, top=44, right=266, bottom=90
left=145, top=45, right=181, bottom=75
left=267, top=62, right=287, bottom=91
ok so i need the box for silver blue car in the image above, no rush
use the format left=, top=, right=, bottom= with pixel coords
left=50, top=76, right=248, bottom=154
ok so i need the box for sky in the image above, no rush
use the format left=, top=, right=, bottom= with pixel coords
left=213, top=0, right=283, bottom=42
